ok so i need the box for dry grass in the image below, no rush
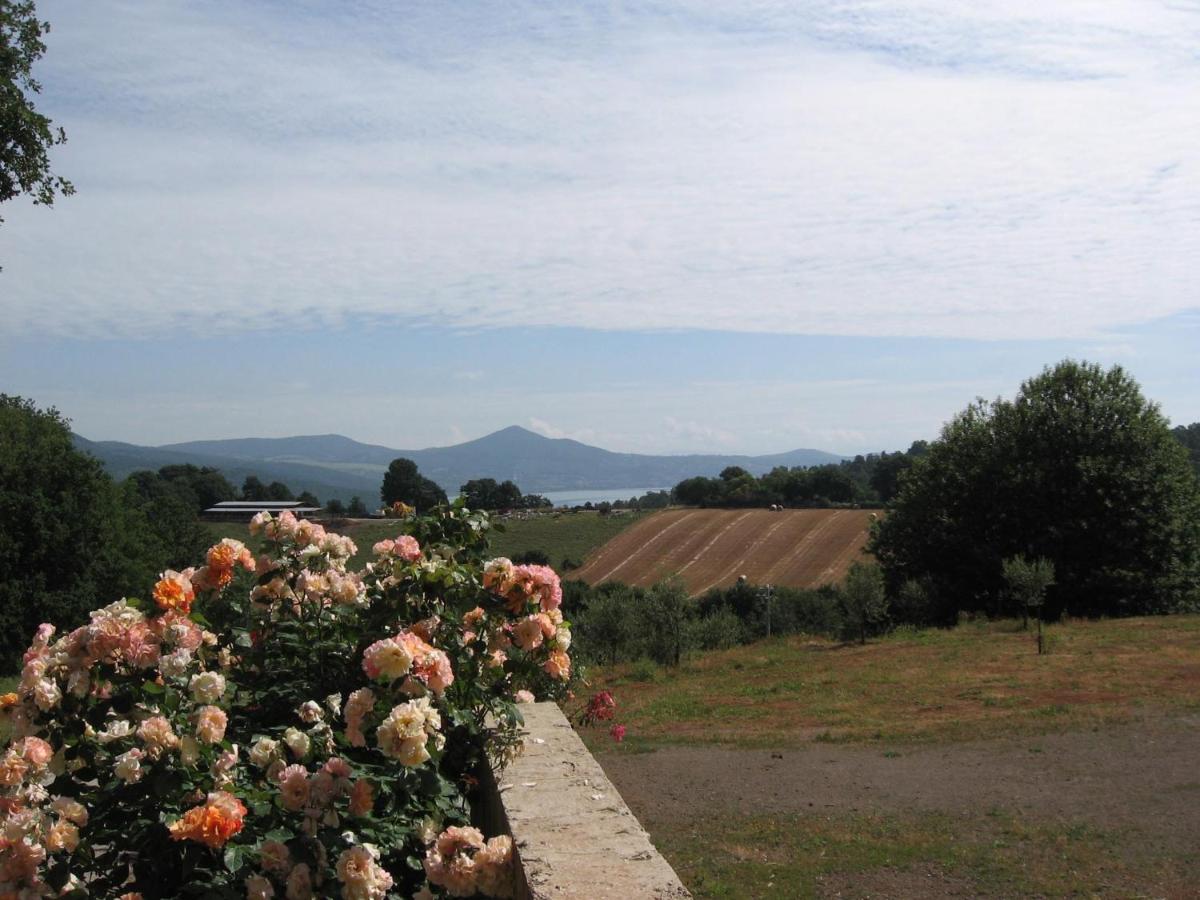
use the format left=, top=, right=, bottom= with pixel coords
left=584, top=615, right=1200, bottom=747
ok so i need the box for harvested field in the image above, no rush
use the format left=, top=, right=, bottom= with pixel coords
left=571, top=508, right=875, bottom=593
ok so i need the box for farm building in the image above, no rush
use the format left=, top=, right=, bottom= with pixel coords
left=201, top=500, right=321, bottom=522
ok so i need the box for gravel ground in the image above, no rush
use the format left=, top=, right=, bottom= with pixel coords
left=595, top=714, right=1200, bottom=896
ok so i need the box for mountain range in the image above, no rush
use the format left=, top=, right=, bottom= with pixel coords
left=72, top=426, right=845, bottom=502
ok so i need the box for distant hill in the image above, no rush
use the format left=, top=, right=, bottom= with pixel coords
left=73, top=426, right=845, bottom=502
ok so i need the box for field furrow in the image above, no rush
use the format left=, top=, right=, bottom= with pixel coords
left=575, top=508, right=876, bottom=593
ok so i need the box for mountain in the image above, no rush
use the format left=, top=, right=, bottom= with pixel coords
left=73, top=426, right=846, bottom=502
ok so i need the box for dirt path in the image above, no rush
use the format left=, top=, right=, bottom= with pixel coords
left=597, top=714, right=1200, bottom=852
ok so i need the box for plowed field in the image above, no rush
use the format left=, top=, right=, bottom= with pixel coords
left=572, top=508, right=875, bottom=593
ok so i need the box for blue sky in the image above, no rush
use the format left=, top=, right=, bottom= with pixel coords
left=1, top=1, right=1197, bottom=455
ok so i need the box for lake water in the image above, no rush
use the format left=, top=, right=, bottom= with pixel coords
left=538, top=487, right=670, bottom=507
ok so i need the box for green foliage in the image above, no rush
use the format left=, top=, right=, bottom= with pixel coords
left=839, top=562, right=889, bottom=644
left=0, top=0, right=73, bottom=234
left=1002, top=556, right=1055, bottom=620
left=684, top=607, right=744, bottom=651
left=1173, top=422, right=1200, bottom=478
left=458, top=478, right=551, bottom=511
left=642, top=577, right=692, bottom=666
left=0, top=396, right=162, bottom=672
left=670, top=449, right=929, bottom=509
left=265, top=480, right=293, bottom=501
left=892, top=577, right=935, bottom=625
left=121, top=470, right=213, bottom=570
left=381, top=458, right=447, bottom=511
left=325, top=498, right=347, bottom=516
left=346, top=496, right=368, bottom=517
left=570, top=575, right=856, bottom=667
left=572, top=585, right=639, bottom=666
left=872, top=361, right=1200, bottom=622
left=510, top=549, right=549, bottom=566
left=156, top=464, right=237, bottom=511
left=1003, top=555, right=1056, bottom=654
left=241, top=475, right=269, bottom=501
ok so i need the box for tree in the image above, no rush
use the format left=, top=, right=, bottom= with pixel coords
left=381, top=458, right=447, bottom=511
left=672, top=475, right=722, bottom=507
left=872, top=361, right=1200, bottom=622
left=266, top=480, right=294, bottom=501
left=1002, top=555, right=1055, bottom=650
left=869, top=452, right=912, bottom=504
left=573, top=587, right=636, bottom=666
left=296, top=490, right=320, bottom=507
left=644, top=577, right=692, bottom=666
left=346, top=496, right=368, bottom=517
left=241, top=475, right=269, bottom=501
left=1, top=1, right=73, bottom=234
left=840, top=562, right=888, bottom=644
left=460, top=477, right=498, bottom=510
left=807, top=465, right=856, bottom=504
left=157, top=464, right=235, bottom=511
left=120, top=471, right=212, bottom=570
left=1174, top=423, right=1200, bottom=478
left=325, top=498, right=346, bottom=516
left=0, top=396, right=159, bottom=671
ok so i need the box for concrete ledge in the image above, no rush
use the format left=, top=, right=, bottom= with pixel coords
left=484, top=702, right=691, bottom=899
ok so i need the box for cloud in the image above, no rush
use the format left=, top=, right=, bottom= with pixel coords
left=1, top=1, right=1198, bottom=341
left=527, top=418, right=570, bottom=440
left=663, top=417, right=738, bottom=448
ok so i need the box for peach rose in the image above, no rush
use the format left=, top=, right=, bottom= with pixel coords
left=195, top=706, right=228, bottom=744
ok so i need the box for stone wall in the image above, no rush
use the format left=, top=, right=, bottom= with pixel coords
left=477, top=702, right=691, bottom=899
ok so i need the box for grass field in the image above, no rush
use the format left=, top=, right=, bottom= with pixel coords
left=651, top=806, right=1193, bottom=899
left=582, top=615, right=1200, bottom=748
left=201, top=509, right=642, bottom=571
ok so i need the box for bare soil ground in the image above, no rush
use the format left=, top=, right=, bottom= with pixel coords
left=572, top=508, right=875, bottom=593
left=596, top=714, right=1200, bottom=897
left=599, top=715, right=1200, bottom=850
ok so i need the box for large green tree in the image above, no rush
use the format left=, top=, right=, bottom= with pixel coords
left=1174, top=423, right=1200, bottom=477
left=380, top=458, right=447, bottom=511
left=871, top=361, right=1200, bottom=622
left=121, top=470, right=212, bottom=570
left=0, top=396, right=159, bottom=671
left=1, top=1, right=73, bottom=231
left=156, top=463, right=235, bottom=511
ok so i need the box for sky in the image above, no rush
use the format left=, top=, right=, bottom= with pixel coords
left=1, top=0, right=1197, bottom=456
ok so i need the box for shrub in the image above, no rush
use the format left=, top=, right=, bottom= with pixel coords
left=572, top=587, right=638, bottom=666
left=511, top=549, right=550, bottom=566
left=0, top=506, right=573, bottom=897
left=626, top=658, right=659, bottom=683
left=838, top=562, right=889, bottom=644
left=641, top=578, right=693, bottom=666
left=686, top=608, right=744, bottom=651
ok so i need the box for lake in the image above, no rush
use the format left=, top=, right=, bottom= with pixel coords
left=537, top=487, right=670, bottom=507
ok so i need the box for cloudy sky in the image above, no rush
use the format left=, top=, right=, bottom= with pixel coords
left=1, top=0, right=1197, bottom=455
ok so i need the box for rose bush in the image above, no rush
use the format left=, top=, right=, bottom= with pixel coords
left=0, top=503, right=572, bottom=897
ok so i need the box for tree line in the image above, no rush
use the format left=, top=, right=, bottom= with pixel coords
left=671, top=444, right=928, bottom=509
left=379, top=458, right=552, bottom=512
